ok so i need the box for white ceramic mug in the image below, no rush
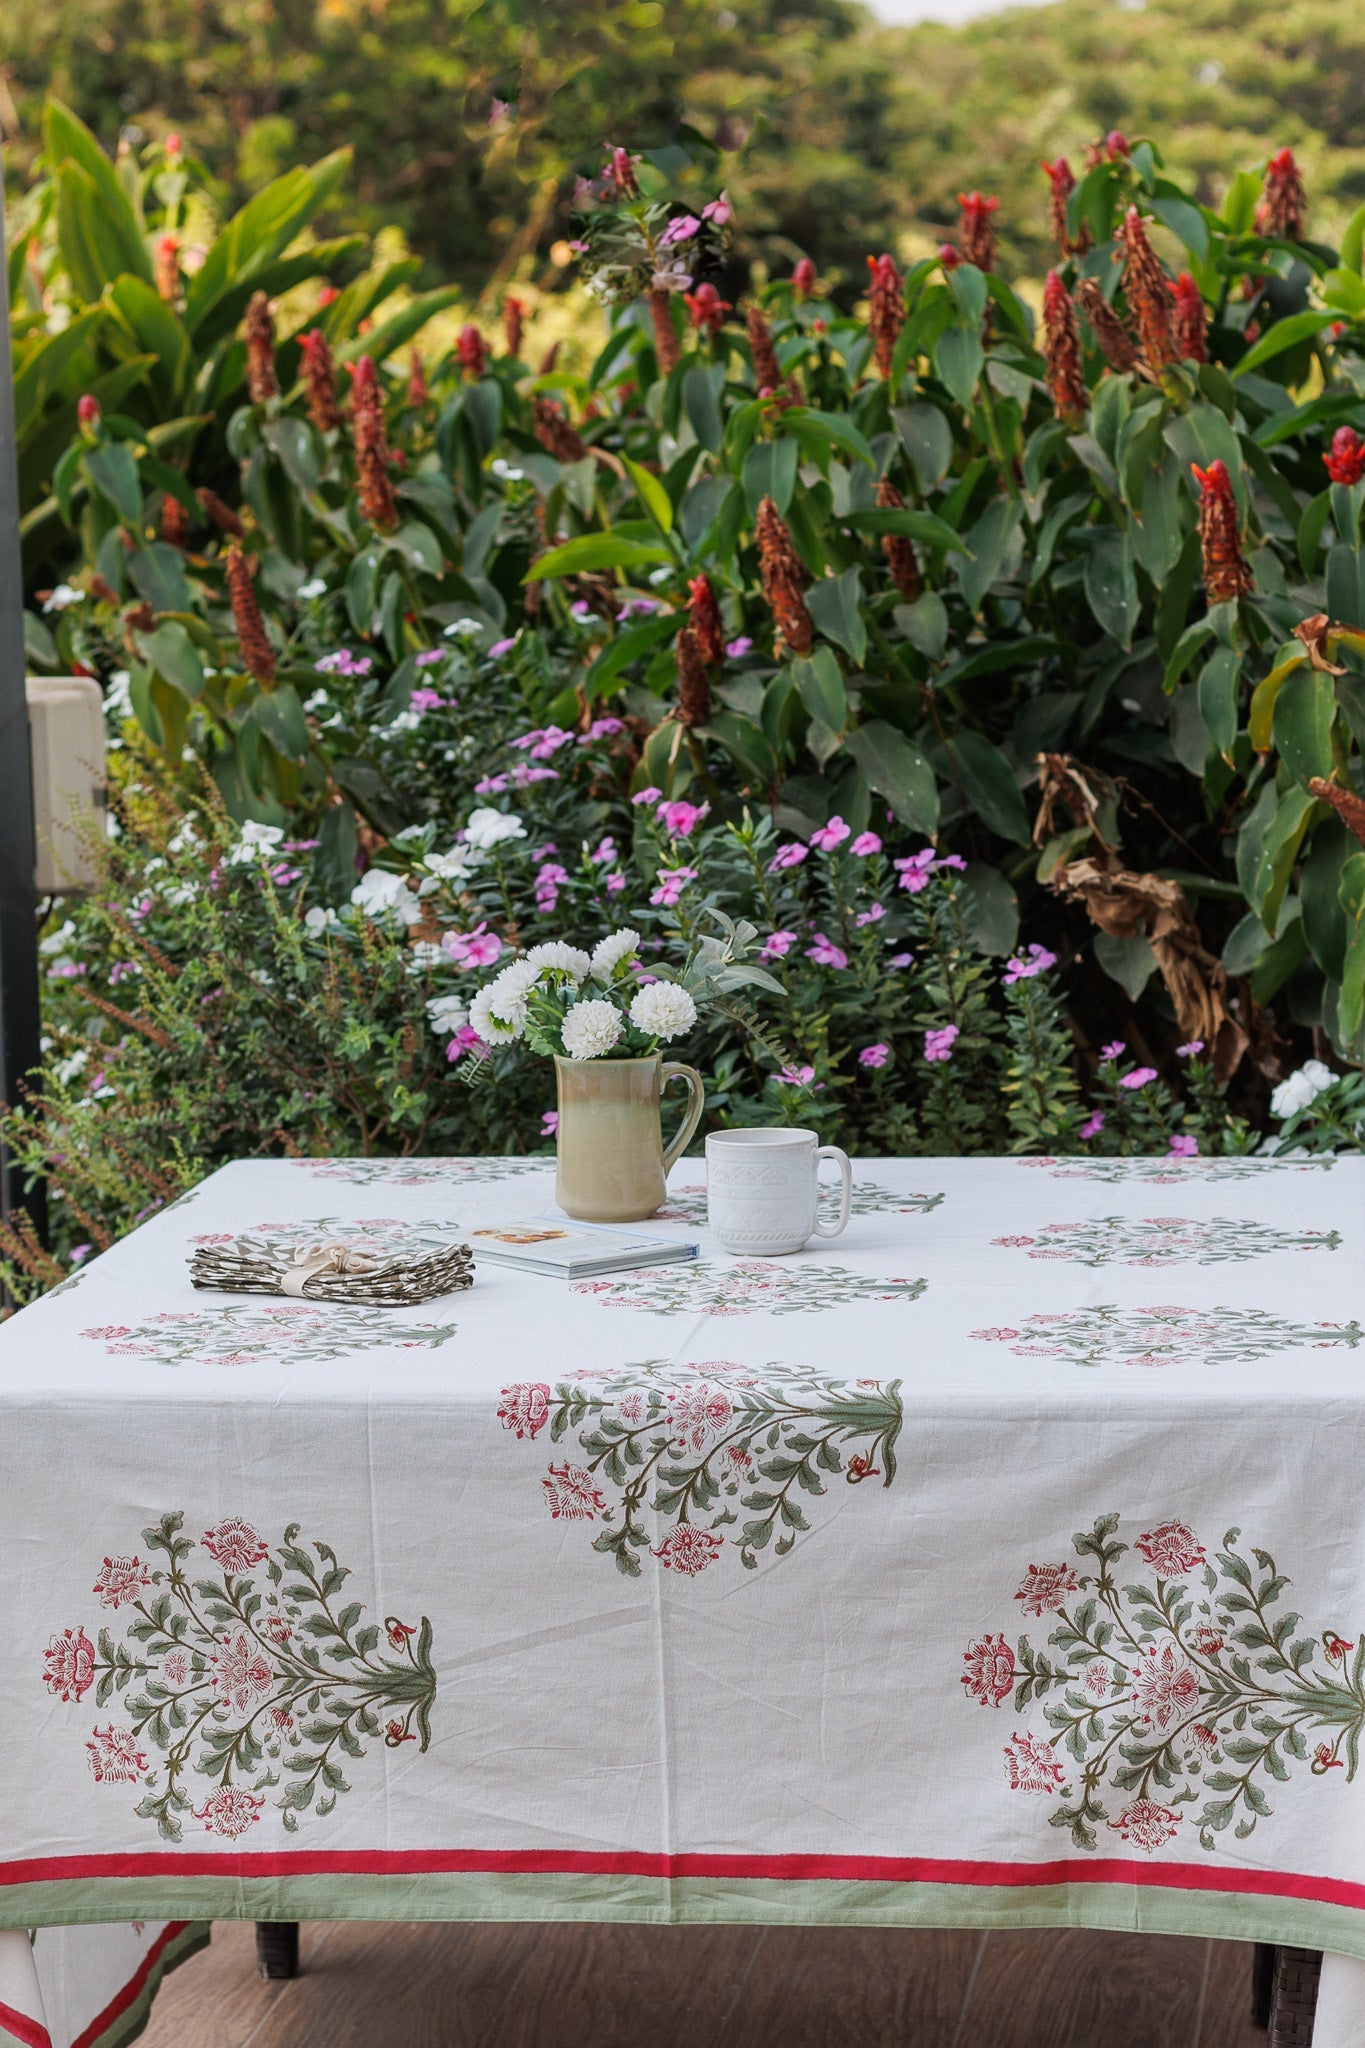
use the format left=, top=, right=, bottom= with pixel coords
left=705, top=1128, right=852, bottom=1255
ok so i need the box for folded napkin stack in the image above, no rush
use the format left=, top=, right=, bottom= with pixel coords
left=189, top=1235, right=474, bottom=1305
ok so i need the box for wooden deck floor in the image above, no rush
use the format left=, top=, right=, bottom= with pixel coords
left=140, top=1920, right=1267, bottom=2047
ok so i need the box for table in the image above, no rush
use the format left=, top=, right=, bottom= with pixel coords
left=3, top=1153, right=1364, bottom=2047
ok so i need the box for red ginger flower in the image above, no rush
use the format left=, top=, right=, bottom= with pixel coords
left=154, top=233, right=181, bottom=303
left=532, top=397, right=587, bottom=464
left=77, top=393, right=101, bottom=428
left=792, top=257, right=817, bottom=299
left=317, top=284, right=339, bottom=308
left=1086, top=130, right=1130, bottom=169
left=756, top=495, right=814, bottom=655
left=648, top=288, right=681, bottom=375
left=938, top=243, right=962, bottom=271
left=244, top=290, right=279, bottom=404
left=1173, top=273, right=1208, bottom=364
left=875, top=477, right=921, bottom=601
left=503, top=295, right=525, bottom=359
left=676, top=625, right=711, bottom=728
left=688, top=572, right=726, bottom=669
left=1256, top=147, right=1307, bottom=240
left=957, top=191, right=1000, bottom=273
left=197, top=486, right=244, bottom=537
left=745, top=303, right=794, bottom=403
left=1040, top=157, right=1089, bottom=257
left=1042, top=270, right=1087, bottom=424
left=866, top=254, right=905, bottom=378
left=225, top=544, right=276, bottom=682
left=606, top=146, right=640, bottom=197
left=1120, top=206, right=1178, bottom=371
left=299, top=328, right=342, bottom=433
left=160, top=492, right=188, bottom=547
left=1192, top=460, right=1253, bottom=603
left=349, top=354, right=398, bottom=531
left=457, top=324, right=487, bottom=378
left=406, top=349, right=428, bottom=407
left=685, top=280, right=731, bottom=332
left=1325, top=426, right=1365, bottom=486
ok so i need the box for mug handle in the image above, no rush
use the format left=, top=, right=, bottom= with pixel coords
left=811, top=1145, right=852, bottom=1239
left=661, top=1063, right=706, bottom=1175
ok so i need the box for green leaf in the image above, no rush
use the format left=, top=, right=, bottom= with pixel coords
left=1084, top=533, right=1139, bottom=649
left=582, top=613, right=678, bottom=700
left=950, top=729, right=1032, bottom=845
left=894, top=402, right=954, bottom=490
left=1197, top=646, right=1242, bottom=762
left=1163, top=620, right=1215, bottom=695
left=136, top=622, right=204, bottom=700
left=262, top=417, right=324, bottom=496
left=682, top=364, right=725, bottom=454
left=252, top=685, right=312, bottom=764
left=44, top=100, right=153, bottom=286
left=1273, top=670, right=1337, bottom=786
left=934, top=325, right=984, bottom=407
left=898, top=592, right=949, bottom=660
left=790, top=646, right=848, bottom=729
left=960, top=861, right=1019, bottom=956
left=183, top=149, right=352, bottom=339
left=742, top=438, right=798, bottom=517
left=1326, top=545, right=1365, bottom=630
left=1252, top=787, right=1317, bottom=934
left=1337, top=852, right=1365, bottom=1043
left=843, top=507, right=969, bottom=554
left=958, top=499, right=1022, bottom=615
left=11, top=308, right=105, bottom=442
left=806, top=567, right=867, bottom=663
left=622, top=455, right=673, bottom=535
left=1149, top=193, right=1210, bottom=262
left=1236, top=311, right=1338, bottom=378
left=126, top=543, right=193, bottom=616
left=526, top=535, right=672, bottom=582
left=1095, top=930, right=1157, bottom=999
left=843, top=720, right=940, bottom=835
left=108, top=277, right=193, bottom=411
left=82, top=442, right=143, bottom=525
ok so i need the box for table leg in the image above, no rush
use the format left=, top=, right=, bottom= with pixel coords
left=255, top=1924, right=300, bottom=1980
left=1269, top=1949, right=1322, bottom=2045
left=0, top=1928, right=51, bottom=2046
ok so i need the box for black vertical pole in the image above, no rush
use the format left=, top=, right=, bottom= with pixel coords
left=0, top=138, right=46, bottom=1236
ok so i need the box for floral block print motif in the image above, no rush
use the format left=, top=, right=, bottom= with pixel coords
left=655, top=1183, right=945, bottom=1225
left=500, top=1361, right=902, bottom=1574
left=293, top=1156, right=550, bottom=1186
left=961, top=1515, right=1363, bottom=1855
left=80, top=1301, right=458, bottom=1367
left=970, top=1304, right=1362, bottom=1368
left=991, top=1217, right=1340, bottom=1267
left=571, top=1261, right=926, bottom=1316
left=1021, top=1156, right=1335, bottom=1185
left=43, top=1513, right=436, bottom=1840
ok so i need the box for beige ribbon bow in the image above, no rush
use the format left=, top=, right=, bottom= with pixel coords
left=280, top=1241, right=384, bottom=1298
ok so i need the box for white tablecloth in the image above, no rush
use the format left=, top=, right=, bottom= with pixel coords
left=2, top=1153, right=1363, bottom=2043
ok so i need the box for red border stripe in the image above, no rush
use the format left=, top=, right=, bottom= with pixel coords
left=5, top=1849, right=1365, bottom=1912
left=0, top=2000, right=52, bottom=2048
left=69, top=1923, right=188, bottom=2048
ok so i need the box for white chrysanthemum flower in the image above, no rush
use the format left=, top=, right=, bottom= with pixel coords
left=525, top=941, right=591, bottom=982
left=469, top=986, right=516, bottom=1044
left=590, top=928, right=641, bottom=981
left=426, top=993, right=469, bottom=1035
left=1270, top=1059, right=1337, bottom=1120
left=464, top=807, right=527, bottom=850
left=561, top=999, right=624, bottom=1061
left=471, top=958, right=541, bottom=1040
left=628, top=982, right=698, bottom=1042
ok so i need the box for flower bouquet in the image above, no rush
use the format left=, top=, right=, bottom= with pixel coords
left=462, top=916, right=781, bottom=1223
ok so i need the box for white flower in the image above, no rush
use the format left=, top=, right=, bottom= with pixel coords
left=384, top=709, right=422, bottom=734
left=297, top=578, right=327, bottom=600
left=629, top=982, right=698, bottom=1041
left=464, top=807, right=527, bottom=851
left=525, top=941, right=591, bottom=982
left=39, top=919, right=77, bottom=956
left=1270, top=1059, right=1337, bottom=1120
left=350, top=867, right=421, bottom=926
left=470, top=958, right=541, bottom=1042
left=104, top=670, right=133, bottom=722
left=426, top=993, right=469, bottom=1036
left=648, top=566, right=673, bottom=586
left=443, top=618, right=482, bottom=639
left=166, top=818, right=200, bottom=855
left=490, top=458, right=525, bottom=482
left=304, top=906, right=341, bottom=934
left=591, top=928, right=641, bottom=981
left=42, top=583, right=82, bottom=613
left=55, top=1048, right=89, bottom=1085
left=225, top=821, right=285, bottom=866
left=561, top=999, right=624, bottom=1061
left=424, top=845, right=482, bottom=882
left=409, top=941, right=445, bottom=971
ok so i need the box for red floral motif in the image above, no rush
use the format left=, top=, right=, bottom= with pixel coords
left=268, top=1706, right=296, bottom=1732
left=82, top=1325, right=133, bottom=1341
left=386, top=1619, right=417, bottom=1651
left=667, top=1383, right=734, bottom=1452
left=1130, top=1643, right=1201, bottom=1732
left=1323, top=1631, right=1354, bottom=1666
left=209, top=1630, right=275, bottom=1714
left=1188, top=1625, right=1224, bottom=1656
left=993, top=1235, right=1035, bottom=1248
left=1014, top=1562, right=1080, bottom=1617
left=1186, top=1724, right=1219, bottom=1762
left=962, top=1633, right=1015, bottom=1707
left=616, top=1391, right=647, bottom=1426
left=1003, top=1731, right=1065, bottom=1792
left=263, top=1616, right=293, bottom=1647
left=498, top=1382, right=551, bottom=1440
left=1109, top=1799, right=1181, bottom=1853
left=970, top=1327, right=1020, bottom=1341
left=93, top=1554, right=151, bottom=1609
left=385, top=1718, right=417, bottom=1745
left=162, top=1649, right=190, bottom=1687
left=1135, top=1522, right=1205, bottom=1580
left=44, top=1627, right=96, bottom=1702
left=541, top=1463, right=608, bottom=1521
left=653, top=1525, right=725, bottom=1576
left=194, top=1786, right=266, bottom=1839
left=202, top=1518, right=268, bottom=1575
left=86, top=1725, right=149, bottom=1784
left=1082, top=1660, right=1112, bottom=1701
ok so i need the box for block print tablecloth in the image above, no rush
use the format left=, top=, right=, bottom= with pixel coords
left=3, top=1153, right=1365, bottom=2042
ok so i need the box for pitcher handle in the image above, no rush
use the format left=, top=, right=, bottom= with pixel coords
left=660, top=1063, right=706, bottom=1176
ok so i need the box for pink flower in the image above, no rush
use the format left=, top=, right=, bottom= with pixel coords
left=659, top=213, right=701, bottom=246
left=768, top=842, right=809, bottom=871
left=475, top=774, right=509, bottom=795
left=1109, top=1798, right=1180, bottom=1854
left=201, top=1518, right=268, bottom=1576
left=632, top=786, right=662, bottom=806
left=858, top=1043, right=890, bottom=1068
left=86, top=1725, right=148, bottom=1784
left=489, top=637, right=516, bottom=657
left=582, top=716, right=625, bottom=742
left=1014, top=1562, right=1080, bottom=1617
left=1131, top=1643, right=1200, bottom=1731
left=653, top=1525, right=724, bottom=1574
left=195, top=1787, right=265, bottom=1839
left=1003, top=1731, right=1065, bottom=1793
left=887, top=951, right=914, bottom=968
left=1100, top=1040, right=1126, bottom=1061
left=541, top=1110, right=559, bottom=1137
left=44, top=1627, right=96, bottom=1702
left=1168, top=1134, right=1199, bottom=1157
left=668, top=1382, right=733, bottom=1451
left=969, top=1327, right=1020, bottom=1341
left=657, top=799, right=709, bottom=837
left=856, top=903, right=886, bottom=926
left=498, top=1382, right=551, bottom=1440
left=447, top=1025, right=488, bottom=1063
left=535, top=861, right=569, bottom=911
left=443, top=922, right=503, bottom=969
left=650, top=867, right=698, bottom=907
left=702, top=193, right=732, bottom=224
left=1003, top=944, right=1058, bottom=986
left=961, top=1633, right=1015, bottom=1707
left=924, top=1024, right=959, bottom=1063
left=606, top=870, right=626, bottom=895
left=776, top=1063, right=816, bottom=1087
left=895, top=848, right=937, bottom=893
left=1120, top=1066, right=1158, bottom=1090
left=1080, top=1111, right=1105, bottom=1139
left=1135, top=1521, right=1205, bottom=1580
left=542, top=1463, right=608, bottom=1521
left=852, top=831, right=882, bottom=857
left=93, top=1555, right=150, bottom=1610
left=760, top=930, right=797, bottom=960
left=810, top=815, right=852, bottom=852
left=1177, top=1039, right=1204, bottom=1057
left=725, top=636, right=753, bottom=658
left=409, top=688, right=446, bottom=713
left=209, top=1629, right=275, bottom=1714
left=806, top=932, right=848, bottom=969
left=511, top=725, right=574, bottom=759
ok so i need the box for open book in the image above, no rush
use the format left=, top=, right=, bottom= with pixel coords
left=468, top=1217, right=700, bottom=1280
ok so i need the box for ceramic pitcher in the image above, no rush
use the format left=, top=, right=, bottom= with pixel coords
left=554, top=1054, right=705, bottom=1223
